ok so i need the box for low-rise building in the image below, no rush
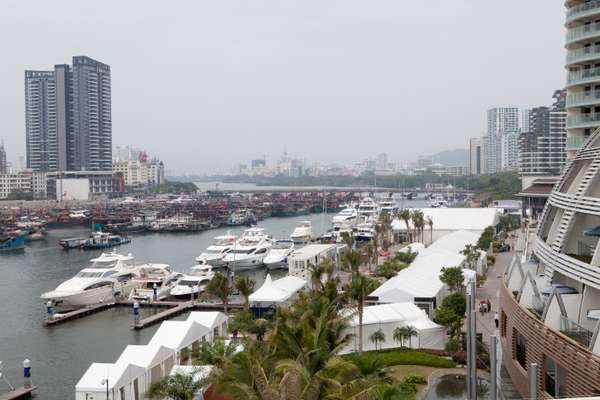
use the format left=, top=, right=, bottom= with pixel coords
left=47, top=171, right=124, bottom=201
left=0, top=170, right=47, bottom=199
left=112, top=158, right=165, bottom=188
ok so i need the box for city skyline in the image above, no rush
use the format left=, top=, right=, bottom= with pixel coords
left=0, top=0, right=564, bottom=174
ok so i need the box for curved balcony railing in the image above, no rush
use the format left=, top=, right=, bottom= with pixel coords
left=567, top=1, right=600, bottom=23
left=567, top=24, right=600, bottom=44
left=567, top=46, right=600, bottom=65
left=549, top=191, right=600, bottom=216
left=566, top=135, right=587, bottom=151
left=534, top=236, right=600, bottom=290
left=567, top=92, right=600, bottom=107
left=568, top=67, right=600, bottom=86
left=567, top=113, right=600, bottom=128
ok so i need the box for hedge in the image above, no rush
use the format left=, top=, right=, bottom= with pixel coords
left=361, top=349, right=456, bottom=368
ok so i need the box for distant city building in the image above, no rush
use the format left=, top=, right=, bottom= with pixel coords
left=501, top=130, right=520, bottom=171
left=0, top=170, right=47, bottom=199
left=521, top=108, right=532, bottom=133
left=25, top=56, right=112, bottom=172
left=112, top=153, right=165, bottom=188
left=113, top=146, right=143, bottom=163
left=429, top=164, right=467, bottom=177
left=519, top=90, right=567, bottom=177
left=47, top=171, right=123, bottom=201
left=416, top=155, right=433, bottom=169
left=469, top=137, right=487, bottom=175
left=148, top=159, right=165, bottom=186
left=251, top=159, right=266, bottom=168
left=0, top=142, right=6, bottom=174
left=486, top=106, right=519, bottom=173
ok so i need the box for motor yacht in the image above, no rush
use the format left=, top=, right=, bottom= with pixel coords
left=264, top=240, right=295, bottom=270
left=379, top=198, right=397, bottom=214
left=41, top=252, right=138, bottom=312
left=169, top=265, right=215, bottom=300
left=129, top=264, right=182, bottom=301
left=332, top=207, right=358, bottom=227
left=354, top=223, right=375, bottom=242
left=195, top=233, right=237, bottom=266
left=221, top=227, right=272, bottom=271
left=290, top=221, right=312, bottom=244
left=357, top=197, right=380, bottom=223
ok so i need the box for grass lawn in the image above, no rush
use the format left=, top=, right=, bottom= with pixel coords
left=389, top=365, right=454, bottom=398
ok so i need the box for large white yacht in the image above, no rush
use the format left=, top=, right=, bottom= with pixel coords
left=169, top=265, right=215, bottom=300
left=41, top=252, right=138, bottom=312
left=379, top=198, right=397, bottom=214
left=357, top=197, right=380, bottom=222
left=222, top=227, right=272, bottom=271
left=195, top=233, right=237, bottom=266
left=332, top=207, right=358, bottom=226
left=264, top=240, right=295, bottom=270
left=129, top=264, right=182, bottom=301
left=290, top=221, right=312, bottom=244
left=354, top=223, right=375, bottom=242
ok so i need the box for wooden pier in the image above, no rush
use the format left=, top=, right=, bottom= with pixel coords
left=0, top=386, right=37, bottom=400
left=44, top=300, right=243, bottom=329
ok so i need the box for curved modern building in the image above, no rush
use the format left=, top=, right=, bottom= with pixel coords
left=566, top=0, right=600, bottom=157
left=501, top=128, right=600, bottom=397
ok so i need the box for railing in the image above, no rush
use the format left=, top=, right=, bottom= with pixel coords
left=567, top=23, right=600, bottom=43
left=567, top=92, right=600, bottom=107
left=568, top=67, right=600, bottom=86
left=567, top=0, right=600, bottom=22
left=566, top=135, right=586, bottom=150
left=567, top=46, right=600, bottom=64
left=567, top=113, right=600, bottom=128
left=560, top=315, right=593, bottom=347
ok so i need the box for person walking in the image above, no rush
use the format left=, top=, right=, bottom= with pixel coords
left=494, top=311, right=500, bottom=329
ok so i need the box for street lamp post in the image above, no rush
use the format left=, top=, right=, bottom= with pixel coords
left=101, top=378, right=109, bottom=400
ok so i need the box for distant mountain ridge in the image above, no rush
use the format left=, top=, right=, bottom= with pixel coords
left=430, top=149, right=468, bottom=166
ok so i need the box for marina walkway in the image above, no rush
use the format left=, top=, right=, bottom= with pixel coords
left=0, top=387, right=36, bottom=400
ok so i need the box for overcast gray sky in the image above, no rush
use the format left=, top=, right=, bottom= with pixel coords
left=0, top=0, right=565, bottom=174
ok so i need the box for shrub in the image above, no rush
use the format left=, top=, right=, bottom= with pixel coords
left=404, top=374, right=427, bottom=385
left=397, top=381, right=418, bottom=397
left=376, top=260, right=408, bottom=279
left=394, top=249, right=417, bottom=265
left=486, top=255, right=496, bottom=265
left=477, top=226, right=495, bottom=250
left=445, top=338, right=461, bottom=352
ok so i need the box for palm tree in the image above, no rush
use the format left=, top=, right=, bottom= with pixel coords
left=146, top=372, right=204, bottom=400
left=404, top=325, right=418, bottom=348
left=365, top=243, right=374, bottom=272
left=398, top=208, right=412, bottom=242
left=340, top=231, right=354, bottom=249
left=393, top=326, right=406, bottom=347
left=205, top=272, right=232, bottom=314
left=308, top=260, right=335, bottom=291
left=342, top=249, right=362, bottom=273
left=345, top=273, right=379, bottom=354
left=369, top=329, right=385, bottom=351
left=411, top=209, right=425, bottom=243
left=235, top=276, right=255, bottom=311
left=193, top=336, right=238, bottom=367
left=427, top=216, right=433, bottom=244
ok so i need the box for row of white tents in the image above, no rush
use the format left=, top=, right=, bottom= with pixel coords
left=75, top=311, right=228, bottom=400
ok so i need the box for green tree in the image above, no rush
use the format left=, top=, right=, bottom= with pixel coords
left=205, top=272, right=232, bottom=314
left=146, top=372, right=204, bottom=400
left=441, top=292, right=467, bottom=317
left=193, top=336, right=238, bottom=367
left=477, top=226, right=495, bottom=250
left=369, top=329, right=386, bottom=351
left=344, top=273, right=380, bottom=354
left=342, top=249, right=363, bottom=273
left=398, top=208, right=412, bottom=242
left=461, top=244, right=480, bottom=271
left=439, top=266, right=464, bottom=292
left=235, top=276, right=255, bottom=311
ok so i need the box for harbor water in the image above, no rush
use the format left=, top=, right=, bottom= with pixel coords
left=0, top=196, right=426, bottom=399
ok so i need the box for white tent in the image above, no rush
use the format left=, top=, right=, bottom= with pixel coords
left=340, top=303, right=447, bottom=354
left=187, top=311, right=229, bottom=341
left=148, top=320, right=210, bottom=353
left=249, top=274, right=306, bottom=306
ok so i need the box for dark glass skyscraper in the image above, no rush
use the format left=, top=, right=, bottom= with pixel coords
left=25, top=56, right=111, bottom=172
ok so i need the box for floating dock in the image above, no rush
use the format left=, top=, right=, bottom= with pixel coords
left=0, top=386, right=37, bottom=400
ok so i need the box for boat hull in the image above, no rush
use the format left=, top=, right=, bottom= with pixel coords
left=42, top=286, right=121, bottom=312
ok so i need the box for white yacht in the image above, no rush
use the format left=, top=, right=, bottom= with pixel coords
left=129, top=264, right=182, bottom=301
left=222, top=227, right=272, bottom=271
left=195, top=233, right=237, bottom=266
left=357, top=197, right=380, bottom=222
left=354, top=223, right=375, bottom=242
left=429, top=195, right=448, bottom=208
left=169, top=265, right=215, bottom=300
left=41, top=252, right=138, bottom=312
left=264, top=240, right=295, bottom=270
left=290, top=221, right=312, bottom=244
left=379, top=198, right=396, bottom=214
left=332, top=207, right=358, bottom=226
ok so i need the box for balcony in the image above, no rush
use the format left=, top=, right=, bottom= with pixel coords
left=567, top=0, right=600, bottom=23
left=560, top=315, right=593, bottom=347
left=567, top=91, right=600, bottom=107
left=567, top=112, right=600, bottom=128
left=567, top=46, right=600, bottom=65
left=568, top=67, right=600, bottom=86
left=567, top=23, right=600, bottom=44
left=566, top=135, right=586, bottom=150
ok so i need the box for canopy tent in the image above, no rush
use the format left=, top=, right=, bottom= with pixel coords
left=148, top=320, right=210, bottom=352
left=249, top=274, right=306, bottom=304
left=340, top=302, right=447, bottom=354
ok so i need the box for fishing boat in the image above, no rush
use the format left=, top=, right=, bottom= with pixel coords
left=82, top=232, right=131, bottom=250
left=0, top=235, right=25, bottom=253
left=60, top=237, right=88, bottom=249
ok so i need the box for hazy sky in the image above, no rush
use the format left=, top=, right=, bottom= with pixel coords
left=0, top=1, right=565, bottom=174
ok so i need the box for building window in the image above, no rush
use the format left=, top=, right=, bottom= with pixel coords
left=501, top=311, right=507, bottom=337
left=544, top=356, right=567, bottom=398
left=513, top=328, right=527, bottom=370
